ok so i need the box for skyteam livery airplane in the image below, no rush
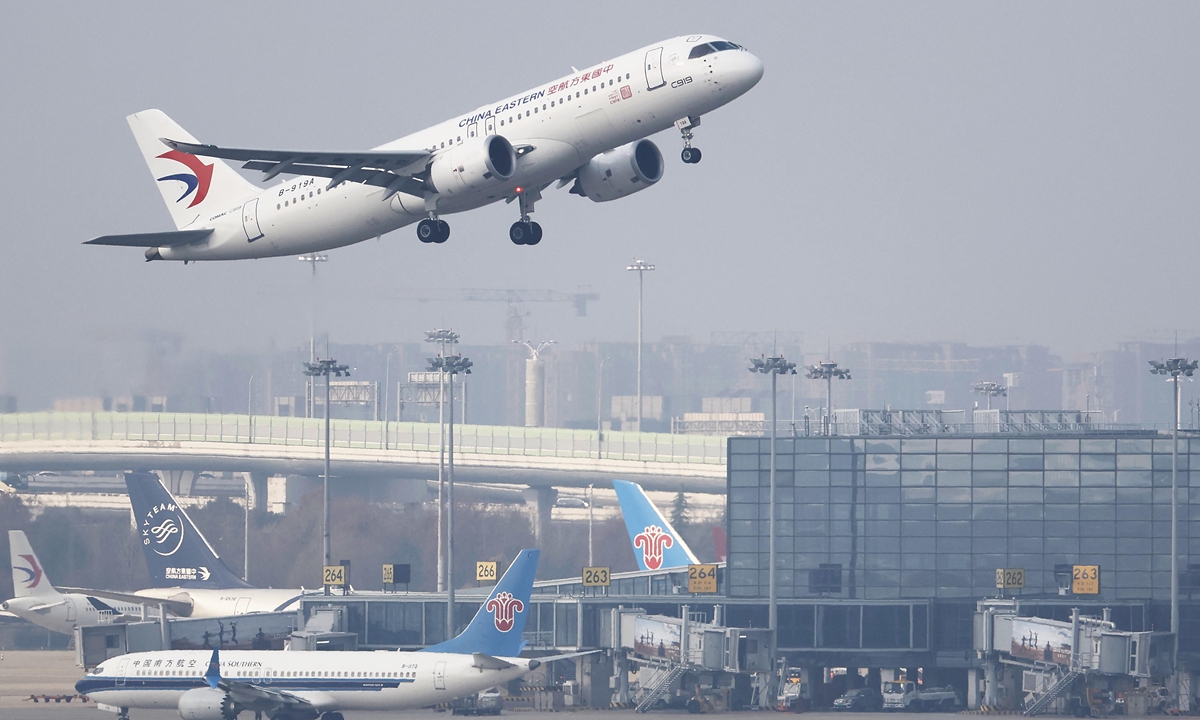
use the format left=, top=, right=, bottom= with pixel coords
left=77, top=550, right=543, bottom=720
left=612, top=479, right=700, bottom=571
left=87, top=35, right=762, bottom=261
left=62, top=472, right=319, bottom=618
left=3, top=531, right=158, bottom=635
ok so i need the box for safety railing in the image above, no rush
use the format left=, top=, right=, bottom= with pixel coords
left=0, top=412, right=727, bottom=466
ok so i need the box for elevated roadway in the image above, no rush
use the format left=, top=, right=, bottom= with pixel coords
left=0, top=413, right=726, bottom=494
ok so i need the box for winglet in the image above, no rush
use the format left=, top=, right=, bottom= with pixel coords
left=421, top=549, right=539, bottom=656
left=612, top=480, right=700, bottom=571
left=204, top=648, right=221, bottom=689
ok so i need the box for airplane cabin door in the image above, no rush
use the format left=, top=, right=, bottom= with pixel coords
left=645, top=47, right=665, bottom=90
left=485, top=117, right=496, bottom=135
left=434, top=661, right=447, bottom=690
left=467, top=121, right=479, bottom=140
left=65, top=597, right=76, bottom=622
left=234, top=597, right=251, bottom=615
left=115, top=658, right=128, bottom=687
left=241, top=199, right=264, bottom=242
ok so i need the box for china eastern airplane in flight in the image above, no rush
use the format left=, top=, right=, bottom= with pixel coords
left=77, top=550, right=547, bottom=720
left=87, top=35, right=762, bottom=261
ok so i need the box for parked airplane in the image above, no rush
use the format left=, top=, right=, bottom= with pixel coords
left=77, top=550, right=542, bottom=720
left=612, top=479, right=700, bottom=571
left=87, top=35, right=762, bottom=261
left=3, top=531, right=157, bottom=635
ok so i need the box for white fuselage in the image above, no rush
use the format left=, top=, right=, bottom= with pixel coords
left=78, top=649, right=536, bottom=713
left=129, top=586, right=311, bottom=618
left=161, top=34, right=762, bottom=260
left=2, top=593, right=156, bottom=636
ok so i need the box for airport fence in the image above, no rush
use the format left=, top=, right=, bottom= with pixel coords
left=0, top=412, right=727, bottom=466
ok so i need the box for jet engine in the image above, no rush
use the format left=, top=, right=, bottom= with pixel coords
left=572, top=139, right=664, bottom=202
left=428, top=134, right=517, bottom=196
left=177, top=687, right=238, bottom=720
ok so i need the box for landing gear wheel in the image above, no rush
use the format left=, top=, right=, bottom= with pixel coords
left=681, top=147, right=702, bottom=164
left=417, top=219, right=438, bottom=243
left=434, top=219, right=450, bottom=244
left=510, top=221, right=539, bottom=245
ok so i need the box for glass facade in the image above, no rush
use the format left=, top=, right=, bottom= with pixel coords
left=726, top=435, right=1198, bottom=603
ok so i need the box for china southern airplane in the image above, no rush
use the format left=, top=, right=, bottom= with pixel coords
left=3, top=531, right=158, bottom=635
left=77, top=550, right=544, bottom=720
left=612, top=479, right=700, bottom=571
left=63, top=472, right=318, bottom=618
left=86, top=35, right=762, bottom=261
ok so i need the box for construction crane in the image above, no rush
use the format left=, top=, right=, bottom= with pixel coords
left=390, top=289, right=600, bottom=342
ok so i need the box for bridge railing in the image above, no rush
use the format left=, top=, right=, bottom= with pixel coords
left=0, top=412, right=727, bottom=466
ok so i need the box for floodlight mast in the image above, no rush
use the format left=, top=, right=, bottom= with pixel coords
left=971, top=381, right=1008, bottom=411
left=1148, top=356, right=1197, bottom=651
left=747, top=355, right=796, bottom=648
left=298, top=254, right=328, bottom=418
left=425, top=329, right=459, bottom=594
left=626, top=259, right=655, bottom=432
left=302, top=358, right=350, bottom=570
left=805, top=361, right=851, bottom=435
left=428, top=353, right=472, bottom=638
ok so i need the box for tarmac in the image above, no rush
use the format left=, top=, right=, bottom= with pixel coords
left=0, top=650, right=955, bottom=719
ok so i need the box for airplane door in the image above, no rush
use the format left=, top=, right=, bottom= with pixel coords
left=242, top=198, right=264, bottom=242
left=467, top=122, right=479, bottom=140
left=234, top=598, right=251, bottom=615
left=645, top=47, right=665, bottom=90
left=65, top=597, right=76, bottom=622
left=434, top=661, right=447, bottom=690
left=115, top=658, right=128, bottom=687
left=485, top=117, right=496, bottom=135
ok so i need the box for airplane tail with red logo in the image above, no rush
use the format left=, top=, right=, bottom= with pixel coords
left=126, top=109, right=259, bottom=230
left=613, top=480, right=699, bottom=571
left=9, top=530, right=59, bottom=598
left=421, top=549, right=539, bottom=657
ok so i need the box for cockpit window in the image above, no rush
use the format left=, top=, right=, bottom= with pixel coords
left=688, top=44, right=716, bottom=59
left=710, top=41, right=741, bottom=51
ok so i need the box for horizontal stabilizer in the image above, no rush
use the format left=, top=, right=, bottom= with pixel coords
left=472, top=653, right=516, bottom=670
left=26, top=599, right=67, bottom=612
left=85, top=229, right=212, bottom=247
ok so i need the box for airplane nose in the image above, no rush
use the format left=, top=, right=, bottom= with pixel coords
left=744, top=52, right=764, bottom=87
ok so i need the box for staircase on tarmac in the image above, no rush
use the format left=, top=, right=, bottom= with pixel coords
left=634, top=664, right=687, bottom=713
left=1023, top=670, right=1081, bottom=716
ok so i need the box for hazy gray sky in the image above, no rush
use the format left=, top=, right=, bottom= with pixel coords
left=2, top=2, right=1199, bottom=395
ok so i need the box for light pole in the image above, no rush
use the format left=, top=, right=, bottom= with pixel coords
left=1148, top=356, right=1197, bottom=648
left=383, top=347, right=401, bottom=449
left=971, top=381, right=1008, bottom=411
left=588, top=483, right=595, bottom=566
left=429, top=353, right=472, bottom=639
left=597, top=357, right=609, bottom=459
left=247, top=373, right=257, bottom=444
left=748, top=354, right=796, bottom=642
left=805, top=361, right=851, bottom=435
left=425, top=329, right=459, bottom=594
left=626, top=259, right=655, bottom=432
left=303, top=358, right=350, bottom=569
left=243, top=475, right=251, bottom=582
left=298, top=254, right=328, bottom=418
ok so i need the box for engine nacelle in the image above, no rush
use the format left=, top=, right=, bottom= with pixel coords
left=177, top=687, right=238, bottom=720
left=428, top=134, right=517, bottom=196
left=574, top=139, right=664, bottom=202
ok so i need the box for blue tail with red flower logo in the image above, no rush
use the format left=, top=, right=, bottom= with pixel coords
left=421, top=549, right=538, bottom=657
left=613, top=480, right=699, bottom=571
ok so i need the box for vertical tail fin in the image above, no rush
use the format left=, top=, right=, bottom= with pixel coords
left=422, top=549, right=539, bottom=656
left=126, top=109, right=258, bottom=230
left=124, top=471, right=252, bottom=589
left=612, top=480, right=699, bottom=571
left=9, top=531, right=58, bottom=598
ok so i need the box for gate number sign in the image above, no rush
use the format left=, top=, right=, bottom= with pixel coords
left=995, top=568, right=1025, bottom=590
left=476, top=561, right=498, bottom=582
left=322, top=565, right=346, bottom=586
left=1072, top=565, right=1100, bottom=594
left=688, top=564, right=718, bottom=594
left=582, top=567, right=611, bottom=587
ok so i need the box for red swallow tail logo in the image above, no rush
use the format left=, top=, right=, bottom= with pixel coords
left=485, top=591, right=525, bottom=632
left=634, top=525, right=674, bottom=571
left=15, top=554, right=44, bottom=588
left=155, top=150, right=214, bottom=208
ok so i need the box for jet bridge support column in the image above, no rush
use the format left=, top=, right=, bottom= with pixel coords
left=156, top=470, right=198, bottom=496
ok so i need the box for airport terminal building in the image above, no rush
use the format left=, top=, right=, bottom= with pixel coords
left=725, top=426, right=1199, bottom=670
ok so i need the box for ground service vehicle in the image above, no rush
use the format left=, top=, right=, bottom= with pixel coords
left=881, top=681, right=959, bottom=711
left=834, top=687, right=884, bottom=711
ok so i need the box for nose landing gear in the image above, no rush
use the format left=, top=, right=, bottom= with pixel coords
left=417, top=215, right=449, bottom=244
left=676, top=115, right=702, bottom=164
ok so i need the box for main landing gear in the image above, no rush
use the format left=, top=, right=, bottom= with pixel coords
left=416, top=216, right=449, bottom=244
left=676, top=115, right=702, bottom=164
left=509, top=186, right=543, bottom=245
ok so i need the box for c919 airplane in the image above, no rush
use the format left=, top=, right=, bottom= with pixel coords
left=87, top=35, right=762, bottom=262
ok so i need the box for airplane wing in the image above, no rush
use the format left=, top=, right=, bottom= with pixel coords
left=25, top=599, right=68, bottom=612
left=58, top=588, right=193, bottom=616
left=160, top=138, right=430, bottom=196
left=221, top=679, right=319, bottom=715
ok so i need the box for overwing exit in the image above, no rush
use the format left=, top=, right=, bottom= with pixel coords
left=87, top=35, right=763, bottom=261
